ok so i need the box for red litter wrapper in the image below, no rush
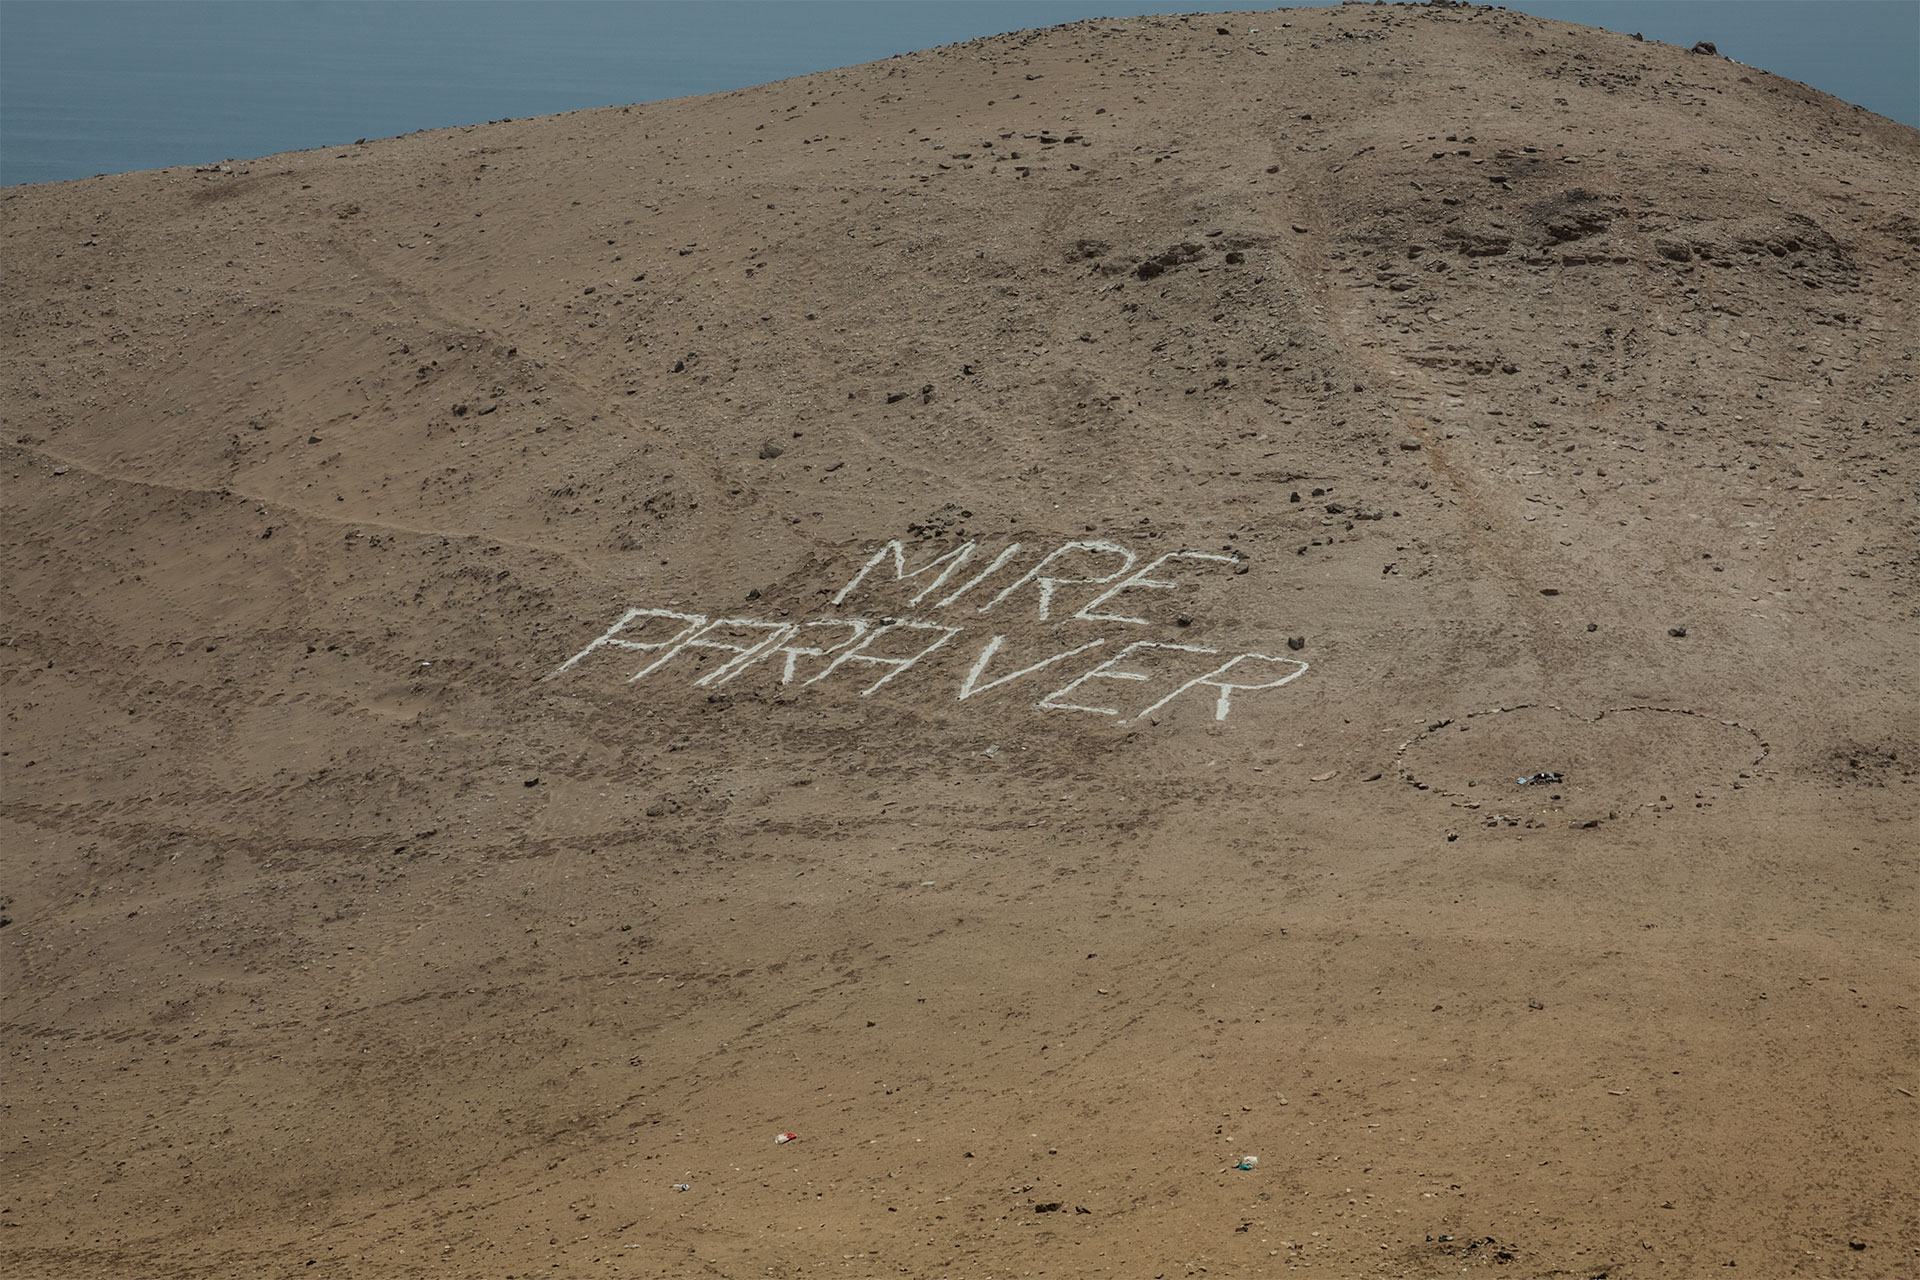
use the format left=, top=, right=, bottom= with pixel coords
left=775, top=1132, right=798, bottom=1144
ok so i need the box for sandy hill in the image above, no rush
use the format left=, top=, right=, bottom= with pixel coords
left=3, top=4, right=1916, bottom=1276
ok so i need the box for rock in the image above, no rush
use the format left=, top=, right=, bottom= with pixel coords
left=758, top=440, right=785, bottom=459
left=1287, top=635, right=1306, bottom=651
left=1175, top=612, right=1193, bottom=627
left=1669, top=626, right=1688, bottom=637
left=1400, top=438, right=1421, bottom=451
left=1540, top=587, right=1560, bottom=596
left=1690, top=40, right=1718, bottom=55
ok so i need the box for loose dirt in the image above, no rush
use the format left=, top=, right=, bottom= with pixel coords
left=4, top=6, right=1916, bottom=1277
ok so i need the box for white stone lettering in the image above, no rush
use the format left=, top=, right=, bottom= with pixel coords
left=803, top=618, right=964, bottom=695
left=546, top=608, right=708, bottom=679
left=976, top=540, right=1137, bottom=620
left=1038, top=641, right=1219, bottom=716
left=1074, top=550, right=1239, bottom=625
left=1133, top=652, right=1310, bottom=722
left=762, top=617, right=873, bottom=685
left=630, top=616, right=788, bottom=683
left=956, top=634, right=1108, bottom=701
left=832, top=540, right=980, bottom=608
left=932, top=542, right=1024, bottom=608
left=692, top=620, right=802, bottom=687
left=547, top=535, right=1314, bottom=728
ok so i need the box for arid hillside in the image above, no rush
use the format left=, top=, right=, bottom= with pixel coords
left=3, top=5, right=1916, bottom=1277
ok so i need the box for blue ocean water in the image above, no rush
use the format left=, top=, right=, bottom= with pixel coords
left=4, top=1, right=1915, bottom=189
left=0, top=1, right=1171, bottom=187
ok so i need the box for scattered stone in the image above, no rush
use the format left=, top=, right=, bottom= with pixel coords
left=1669, top=626, right=1688, bottom=638
left=1587, top=622, right=1599, bottom=632
left=886, top=390, right=908, bottom=403
left=1286, top=635, right=1306, bottom=651
left=1540, top=587, right=1560, bottom=596
left=758, top=440, right=785, bottom=459
left=1399, top=438, right=1422, bottom=451
left=1175, top=612, right=1193, bottom=627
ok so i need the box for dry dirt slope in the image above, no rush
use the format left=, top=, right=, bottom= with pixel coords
left=3, top=4, right=1917, bottom=1277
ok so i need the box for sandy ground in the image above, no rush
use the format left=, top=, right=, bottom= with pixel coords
left=4, top=5, right=1917, bottom=1277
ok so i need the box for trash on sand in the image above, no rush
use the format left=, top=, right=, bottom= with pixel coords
left=1235, top=1156, right=1259, bottom=1171
left=1516, top=771, right=1564, bottom=786
left=775, top=1132, right=798, bottom=1144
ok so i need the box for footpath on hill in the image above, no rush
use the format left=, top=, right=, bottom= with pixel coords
left=3, top=5, right=1916, bottom=1277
